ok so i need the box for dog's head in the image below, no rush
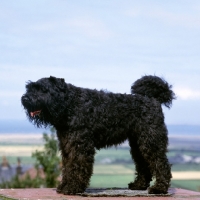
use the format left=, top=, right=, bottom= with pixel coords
left=21, top=76, right=67, bottom=127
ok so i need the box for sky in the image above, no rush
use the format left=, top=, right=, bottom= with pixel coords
left=0, top=0, right=200, bottom=126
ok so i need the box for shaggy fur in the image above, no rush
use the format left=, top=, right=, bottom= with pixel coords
left=21, top=75, right=175, bottom=195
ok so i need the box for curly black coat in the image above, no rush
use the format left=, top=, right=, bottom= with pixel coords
left=21, top=75, right=175, bottom=195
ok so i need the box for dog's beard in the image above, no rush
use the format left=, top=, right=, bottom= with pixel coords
left=22, top=92, right=67, bottom=128
left=22, top=99, right=49, bottom=128
left=25, top=108, right=50, bottom=128
left=23, top=102, right=63, bottom=128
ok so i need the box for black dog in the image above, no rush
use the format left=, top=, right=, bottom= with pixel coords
left=21, top=75, right=175, bottom=194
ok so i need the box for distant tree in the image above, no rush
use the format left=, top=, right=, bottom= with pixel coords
left=0, top=127, right=61, bottom=189
left=0, top=128, right=60, bottom=188
left=32, top=127, right=61, bottom=187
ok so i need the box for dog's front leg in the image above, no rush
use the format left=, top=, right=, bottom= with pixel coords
left=56, top=131, right=95, bottom=195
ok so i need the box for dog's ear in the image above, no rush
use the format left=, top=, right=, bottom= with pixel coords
left=49, top=76, right=66, bottom=91
left=49, top=76, right=65, bottom=83
left=50, top=76, right=56, bottom=80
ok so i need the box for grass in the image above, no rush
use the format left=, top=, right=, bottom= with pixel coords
left=93, top=164, right=134, bottom=174
left=172, top=163, right=200, bottom=171
left=90, top=164, right=200, bottom=191
left=0, top=195, right=16, bottom=200
left=95, top=147, right=132, bottom=164
left=171, top=180, right=200, bottom=192
left=90, top=174, right=134, bottom=188
left=90, top=175, right=200, bottom=192
left=90, top=163, right=135, bottom=188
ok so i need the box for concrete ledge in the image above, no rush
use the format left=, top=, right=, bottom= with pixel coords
left=0, top=188, right=200, bottom=200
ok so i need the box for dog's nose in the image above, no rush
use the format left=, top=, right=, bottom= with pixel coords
left=21, top=96, right=29, bottom=103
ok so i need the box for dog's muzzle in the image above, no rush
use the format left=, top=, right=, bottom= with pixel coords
left=30, top=110, right=41, bottom=117
left=21, top=95, right=41, bottom=117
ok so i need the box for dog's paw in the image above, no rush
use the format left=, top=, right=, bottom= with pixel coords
left=128, top=182, right=149, bottom=190
left=148, top=185, right=168, bottom=194
left=56, top=182, right=67, bottom=193
left=57, top=184, right=85, bottom=195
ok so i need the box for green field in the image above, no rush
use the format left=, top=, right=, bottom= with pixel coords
left=89, top=164, right=200, bottom=191
left=93, top=148, right=200, bottom=192
left=1, top=143, right=200, bottom=192
left=90, top=173, right=200, bottom=192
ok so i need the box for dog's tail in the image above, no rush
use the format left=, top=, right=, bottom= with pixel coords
left=131, top=75, right=176, bottom=108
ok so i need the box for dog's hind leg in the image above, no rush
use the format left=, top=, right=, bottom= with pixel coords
left=147, top=154, right=171, bottom=194
left=135, top=125, right=171, bottom=194
left=56, top=130, right=95, bottom=195
left=146, top=126, right=172, bottom=194
left=128, top=136, right=152, bottom=190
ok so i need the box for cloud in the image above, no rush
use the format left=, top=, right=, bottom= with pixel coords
left=0, top=91, right=21, bottom=98
left=29, top=17, right=112, bottom=41
left=175, top=87, right=200, bottom=100
left=125, top=3, right=200, bottom=29
left=150, top=10, right=200, bottom=29
left=67, top=17, right=112, bottom=39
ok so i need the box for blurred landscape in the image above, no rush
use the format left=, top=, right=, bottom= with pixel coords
left=0, top=119, right=200, bottom=191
